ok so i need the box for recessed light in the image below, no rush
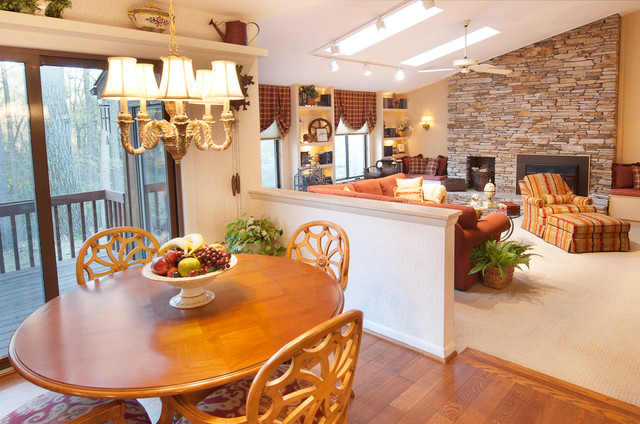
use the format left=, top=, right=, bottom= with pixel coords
left=401, top=26, right=500, bottom=67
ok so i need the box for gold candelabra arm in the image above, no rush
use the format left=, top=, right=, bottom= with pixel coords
left=187, top=117, right=215, bottom=151
left=208, top=111, right=234, bottom=152
left=116, top=112, right=148, bottom=156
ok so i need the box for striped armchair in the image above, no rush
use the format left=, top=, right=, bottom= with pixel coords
left=519, top=173, right=596, bottom=237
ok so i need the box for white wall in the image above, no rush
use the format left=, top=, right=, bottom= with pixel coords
left=407, top=78, right=449, bottom=158
left=248, top=188, right=459, bottom=359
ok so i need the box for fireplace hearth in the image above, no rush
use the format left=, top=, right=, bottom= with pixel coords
left=516, top=154, right=590, bottom=196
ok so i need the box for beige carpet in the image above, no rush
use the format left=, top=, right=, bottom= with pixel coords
left=454, top=216, right=640, bottom=406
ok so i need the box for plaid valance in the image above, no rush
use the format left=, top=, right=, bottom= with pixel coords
left=259, top=84, right=291, bottom=136
left=334, top=89, right=377, bottom=132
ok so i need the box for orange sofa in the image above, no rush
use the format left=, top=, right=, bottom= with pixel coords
left=308, top=173, right=511, bottom=291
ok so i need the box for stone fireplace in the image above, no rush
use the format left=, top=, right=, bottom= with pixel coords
left=446, top=15, right=619, bottom=197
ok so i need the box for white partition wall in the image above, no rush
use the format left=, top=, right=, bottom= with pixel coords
left=249, top=188, right=459, bottom=359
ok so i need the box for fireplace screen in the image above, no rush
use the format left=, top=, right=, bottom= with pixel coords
left=516, top=154, right=589, bottom=196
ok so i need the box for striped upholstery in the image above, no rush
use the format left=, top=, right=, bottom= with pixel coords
left=519, top=173, right=596, bottom=237
left=544, top=213, right=630, bottom=253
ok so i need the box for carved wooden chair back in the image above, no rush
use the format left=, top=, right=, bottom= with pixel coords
left=286, top=221, right=350, bottom=290
left=166, top=309, right=363, bottom=424
left=76, top=226, right=160, bottom=285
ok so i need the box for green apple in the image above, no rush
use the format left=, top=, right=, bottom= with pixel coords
left=177, top=257, right=201, bottom=277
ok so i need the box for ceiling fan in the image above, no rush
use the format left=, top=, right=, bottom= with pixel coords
left=418, top=20, right=512, bottom=76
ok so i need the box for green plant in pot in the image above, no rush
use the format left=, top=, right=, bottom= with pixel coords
left=299, top=85, right=320, bottom=106
left=43, top=0, right=71, bottom=18
left=224, top=214, right=286, bottom=256
left=0, top=0, right=40, bottom=13
left=468, top=239, right=538, bottom=289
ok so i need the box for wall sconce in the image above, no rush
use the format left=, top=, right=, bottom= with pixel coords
left=421, top=115, right=433, bottom=130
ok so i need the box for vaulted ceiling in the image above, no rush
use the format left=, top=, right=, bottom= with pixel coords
left=182, top=0, right=640, bottom=92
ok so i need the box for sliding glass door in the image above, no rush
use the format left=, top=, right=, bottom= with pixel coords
left=0, top=50, right=179, bottom=360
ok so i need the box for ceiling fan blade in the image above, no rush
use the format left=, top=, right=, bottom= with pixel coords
left=469, top=64, right=512, bottom=75
left=418, top=68, right=456, bottom=73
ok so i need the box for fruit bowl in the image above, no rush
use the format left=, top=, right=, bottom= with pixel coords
left=141, top=254, right=237, bottom=309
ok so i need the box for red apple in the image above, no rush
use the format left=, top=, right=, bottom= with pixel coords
left=165, top=249, right=179, bottom=264
left=151, top=256, right=171, bottom=276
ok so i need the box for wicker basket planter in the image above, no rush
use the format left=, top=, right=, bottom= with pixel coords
left=482, top=266, right=514, bottom=289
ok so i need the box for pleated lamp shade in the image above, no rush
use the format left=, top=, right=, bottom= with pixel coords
left=135, top=64, right=159, bottom=99
left=102, top=57, right=145, bottom=99
left=190, top=70, right=222, bottom=105
left=156, top=55, right=200, bottom=101
left=204, top=61, right=244, bottom=103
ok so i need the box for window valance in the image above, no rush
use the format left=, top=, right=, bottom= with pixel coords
left=259, top=85, right=291, bottom=136
left=334, top=89, right=377, bottom=132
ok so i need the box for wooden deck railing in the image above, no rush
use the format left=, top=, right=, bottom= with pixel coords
left=0, top=189, right=126, bottom=274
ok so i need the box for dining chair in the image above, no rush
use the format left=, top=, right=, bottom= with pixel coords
left=286, top=221, right=350, bottom=290
left=160, top=309, right=364, bottom=424
left=76, top=226, right=160, bottom=285
left=0, top=396, right=151, bottom=424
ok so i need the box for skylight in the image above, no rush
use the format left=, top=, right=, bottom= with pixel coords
left=326, top=2, right=442, bottom=56
left=401, top=26, right=500, bottom=67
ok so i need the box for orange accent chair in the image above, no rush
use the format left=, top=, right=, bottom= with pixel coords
left=518, top=173, right=596, bottom=237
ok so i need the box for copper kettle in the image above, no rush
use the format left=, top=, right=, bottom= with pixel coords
left=209, top=19, right=260, bottom=46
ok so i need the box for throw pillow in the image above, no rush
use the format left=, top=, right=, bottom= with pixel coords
left=612, top=163, right=635, bottom=189
left=544, top=194, right=572, bottom=204
left=436, top=155, right=448, bottom=176
left=394, top=187, right=423, bottom=202
left=409, top=157, right=427, bottom=174
left=425, top=158, right=438, bottom=176
left=396, top=176, right=423, bottom=189
left=633, top=165, right=640, bottom=190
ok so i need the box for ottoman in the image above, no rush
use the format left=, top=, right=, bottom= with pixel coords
left=544, top=213, right=630, bottom=253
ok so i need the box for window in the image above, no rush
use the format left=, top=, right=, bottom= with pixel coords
left=260, top=139, right=281, bottom=188
left=334, top=119, right=368, bottom=181
left=260, top=121, right=281, bottom=188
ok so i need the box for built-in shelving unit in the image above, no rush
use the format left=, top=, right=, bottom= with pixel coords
left=290, top=84, right=335, bottom=185
left=380, top=91, right=409, bottom=158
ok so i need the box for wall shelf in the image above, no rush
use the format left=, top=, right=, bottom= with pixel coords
left=0, top=10, right=268, bottom=59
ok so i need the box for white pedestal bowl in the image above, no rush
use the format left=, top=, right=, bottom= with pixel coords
left=141, top=255, right=237, bottom=309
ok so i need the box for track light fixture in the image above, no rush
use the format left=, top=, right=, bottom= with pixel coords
left=376, top=17, right=386, bottom=31
left=329, top=58, right=339, bottom=72
left=395, top=68, right=405, bottom=80
left=422, top=0, right=435, bottom=8
left=363, top=64, right=372, bottom=76
left=330, top=41, right=340, bottom=56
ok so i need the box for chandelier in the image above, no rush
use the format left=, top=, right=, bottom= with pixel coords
left=101, top=0, right=243, bottom=164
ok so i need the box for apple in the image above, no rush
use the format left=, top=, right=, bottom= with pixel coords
left=210, top=243, right=226, bottom=252
left=165, top=249, right=179, bottom=263
left=151, top=256, right=171, bottom=276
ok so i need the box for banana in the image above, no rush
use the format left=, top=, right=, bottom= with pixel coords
left=158, top=237, right=191, bottom=255
left=184, top=233, right=204, bottom=255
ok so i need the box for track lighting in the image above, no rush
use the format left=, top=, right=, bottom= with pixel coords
left=376, top=17, right=386, bottom=31
left=422, top=0, right=435, bottom=8
left=363, top=64, right=372, bottom=76
left=330, top=41, right=340, bottom=56
left=329, top=58, right=339, bottom=72
left=395, top=68, right=405, bottom=80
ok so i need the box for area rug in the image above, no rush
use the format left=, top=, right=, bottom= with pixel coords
left=454, top=216, right=640, bottom=406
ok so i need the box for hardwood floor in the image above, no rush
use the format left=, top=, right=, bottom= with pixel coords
left=2, top=331, right=639, bottom=423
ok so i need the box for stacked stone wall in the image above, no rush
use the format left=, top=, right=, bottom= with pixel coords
left=447, top=15, right=620, bottom=195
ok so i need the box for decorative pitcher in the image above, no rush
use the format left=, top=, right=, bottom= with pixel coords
left=209, top=19, right=260, bottom=46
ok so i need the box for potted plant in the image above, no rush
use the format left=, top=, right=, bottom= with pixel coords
left=224, top=214, right=286, bottom=256
left=0, top=0, right=39, bottom=13
left=468, top=239, right=538, bottom=289
left=43, top=0, right=71, bottom=18
left=299, top=85, right=320, bottom=106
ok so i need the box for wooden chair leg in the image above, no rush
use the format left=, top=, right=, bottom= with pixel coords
left=157, top=398, right=180, bottom=424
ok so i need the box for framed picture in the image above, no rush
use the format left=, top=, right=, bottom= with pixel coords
left=316, top=128, right=328, bottom=142
left=397, top=143, right=405, bottom=153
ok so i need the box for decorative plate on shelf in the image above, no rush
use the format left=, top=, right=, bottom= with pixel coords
left=308, top=118, right=332, bottom=139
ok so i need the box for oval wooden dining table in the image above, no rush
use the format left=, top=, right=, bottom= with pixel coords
left=8, top=254, right=344, bottom=400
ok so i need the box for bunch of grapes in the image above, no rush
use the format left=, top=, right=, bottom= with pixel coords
left=194, top=245, right=232, bottom=274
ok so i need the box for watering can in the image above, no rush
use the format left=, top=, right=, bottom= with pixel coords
left=209, top=19, right=260, bottom=46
